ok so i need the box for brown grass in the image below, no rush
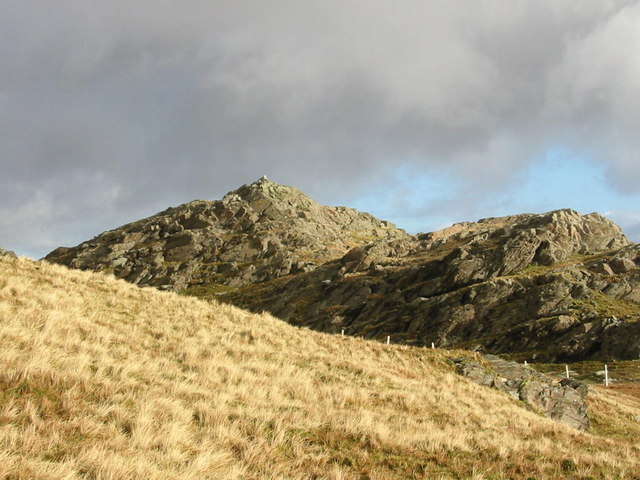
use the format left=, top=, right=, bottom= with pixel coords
left=1, top=257, right=640, bottom=479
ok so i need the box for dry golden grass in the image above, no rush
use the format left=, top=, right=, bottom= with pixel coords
left=1, top=257, right=640, bottom=479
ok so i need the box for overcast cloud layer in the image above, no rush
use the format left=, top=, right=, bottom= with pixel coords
left=2, top=1, right=640, bottom=257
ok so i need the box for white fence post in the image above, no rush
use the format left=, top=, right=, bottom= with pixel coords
left=386, top=335, right=390, bottom=345
left=565, top=365, right=570, bottom=379
left=431, top=342, right=435, bottom=349
left=341, top=328, right=344, bottom=336
left=524, top=360, right=528, bottom=366
left=605, top=364, right=610, bottom=387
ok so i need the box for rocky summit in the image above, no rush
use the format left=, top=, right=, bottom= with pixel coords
left=45, top=177, right=407, bottom=291
left=45, top=179, right=640, bottom=361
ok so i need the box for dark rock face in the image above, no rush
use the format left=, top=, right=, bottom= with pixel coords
left=227, top=209, right=639, bottom=361
left=0, top=247, right=17, bottom=259
left=451, top=355, right=590, bottom=431
left=44, top=178, right=407, bottom=290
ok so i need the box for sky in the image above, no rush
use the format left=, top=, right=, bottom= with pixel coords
left=2, top=1, right=640, bottom=259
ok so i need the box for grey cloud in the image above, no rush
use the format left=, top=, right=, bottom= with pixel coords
left=2, top=0, right=640, bottom=256
left=626, top=222, right=640, bottom=241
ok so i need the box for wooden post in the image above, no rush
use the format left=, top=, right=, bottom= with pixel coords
left=341, top=329, right=344, bottom=336
left=605, top=364, right=610, bottom=387
left=386, top=335, right=390, bottom=345
left=431, top=342, right=435, bottom=349
left=565, top=365, right=570, bottom=379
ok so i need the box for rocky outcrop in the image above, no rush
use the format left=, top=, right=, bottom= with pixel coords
left=226, top=209, right=639, bottom=361
left=0, top=247, right=17, bottom=259
left=451, top=355, right=590, bottom=431
left=44, top=177, right=408, bottom=290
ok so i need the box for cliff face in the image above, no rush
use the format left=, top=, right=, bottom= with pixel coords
left=44, top=177, right=407, bottom=290
left=45, top=179, right=640, bottom=361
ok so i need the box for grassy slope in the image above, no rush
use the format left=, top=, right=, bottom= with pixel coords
left=1, top=258, right=640, bottom=479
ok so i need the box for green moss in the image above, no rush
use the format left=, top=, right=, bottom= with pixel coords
left=180, top=283, right=239, bottom=299
left=510, top=252, right=616, bottom=279
left=518, top=263, right=552, bottom=276
left=571, top=291, right=639, bottom=320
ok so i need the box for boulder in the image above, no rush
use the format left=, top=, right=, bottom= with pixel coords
left=610, top=257, right=636, bottom=274
left=592, top=262, right=615, bottom=276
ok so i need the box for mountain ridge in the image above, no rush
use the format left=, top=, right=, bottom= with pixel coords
left=44, top=178, right=640, bottom=361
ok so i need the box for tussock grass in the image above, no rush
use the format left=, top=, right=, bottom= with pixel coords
left=1, top=257, right=640, bottom=479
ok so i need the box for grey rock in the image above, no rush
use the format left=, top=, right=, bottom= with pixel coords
left=592, top=262, right=615, bottom=276
left=451, top=357, right=494, bottom=387
left=112, top=257, right=128, bottom=268
left=610, top=257, right=636, bottom=274
left=552, top=315, right=580, bottom=333
left=559, top=378, right=589, bottom=397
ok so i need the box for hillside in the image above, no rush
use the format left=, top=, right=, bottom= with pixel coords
left=216, top=209, right=640, bottom=362
left=45, top=177, right=407, bottom=290
left=2, top=256, right=640, bottom=479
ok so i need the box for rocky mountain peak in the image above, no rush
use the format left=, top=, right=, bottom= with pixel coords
left=413, top=208, right=629, bottom=271
left=226, top=176, right=296, bottom=201
left=45, top=179, right=407, bottom=290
